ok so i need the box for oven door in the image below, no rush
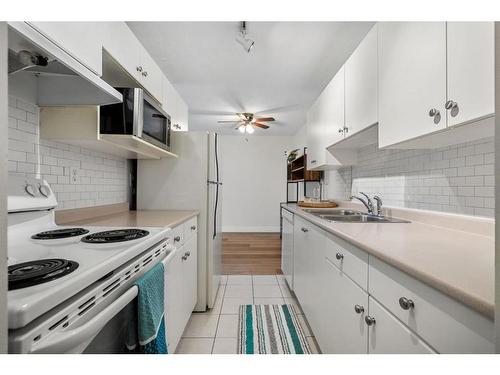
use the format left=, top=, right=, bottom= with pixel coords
left=139, top=93, right=171, bottom=151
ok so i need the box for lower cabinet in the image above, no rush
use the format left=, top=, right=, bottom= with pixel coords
left=164, top=219, right=198, bottom=353
left=289, top=211, right=493, bottom=354
left=367, top=297, right=436, bottom=354
left=317, top=257, right=368, bottom=354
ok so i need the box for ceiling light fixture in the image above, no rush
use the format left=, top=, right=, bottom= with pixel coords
left=238, top=123, right=255, bottom=134
left=236, top=21, right=254, bottom=53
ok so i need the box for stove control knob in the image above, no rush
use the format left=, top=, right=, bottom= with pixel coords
left=39, top=185, right=50, bottom=198
left=25, top=184, right=36, bottom=197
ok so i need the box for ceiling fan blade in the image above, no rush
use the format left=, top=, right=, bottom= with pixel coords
left=217, top=120, right=241, bottom=123
left=254, top=117, right=275, bottom=122
left=253, top=122, right=270, bottom=129
left=236, top=113, right=247, bottom=120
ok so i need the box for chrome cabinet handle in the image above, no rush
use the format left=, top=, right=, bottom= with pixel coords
left=310, top=160, right=317, bottom=164
left=445, top=100, right=458, bottom=110
left=398, top=297, right=415, bottom=310
left=301, top=227, right=309, bottom=233
left=354, top=305, right=364, bottom=314
left=365, top=316, right=376, bottom=326
left=185, top=251, right=191, bottom=257
left=338, top=128, right=344, bottom=134
left=173, top=124, right=181, bottom=130
left=174, top=236, right=181, bottom=242
left=142, top=71, right=148, bottom=77
left=182, top=254, right=188, bottom=261
left=335, top=253, right=344, bottom=260
left=428, top=108, right=440, bottom=117
left=191, top=225, right=197, bottom=230
left=136, top=66, right=143, bottom=72
left=343, top=126, right=349, bottom=134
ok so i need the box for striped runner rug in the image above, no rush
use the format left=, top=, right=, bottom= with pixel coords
left=237, top=304, right=311, bottom=354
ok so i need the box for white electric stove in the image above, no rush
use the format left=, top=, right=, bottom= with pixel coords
left=7, top=174, right=173, bottom=353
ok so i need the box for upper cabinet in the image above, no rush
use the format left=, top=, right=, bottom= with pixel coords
left=306, top=67, right=349, bottom=170
left=378, top=22, right=494, bottom=148
left=446, top=22, right=494, bottom=127
left=162, top=75, right=189, bottom=131
left=27, top=22, right=105, bottom=76
left=378, top=22, right=447, bottom=148
left=344, top=24, right=378, bottom=138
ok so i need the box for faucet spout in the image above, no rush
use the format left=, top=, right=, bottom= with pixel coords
left=350, top=195, right=373, bottom=214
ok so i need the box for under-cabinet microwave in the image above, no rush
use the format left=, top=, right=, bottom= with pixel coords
left=100, top=88, right=172, bottom=151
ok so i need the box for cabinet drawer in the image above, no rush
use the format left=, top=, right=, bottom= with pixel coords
left=184, top=217, right=198, bottom=241
left=324, top=232, right=368, bottom=290
left=369, top=257, right=494, bottom=353
left=172, top=225, right=184, bottom=247
left=367, top=297, right=436, bottom=354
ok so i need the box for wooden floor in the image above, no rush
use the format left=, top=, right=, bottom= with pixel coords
left=222, top=233, right=282, bottom=275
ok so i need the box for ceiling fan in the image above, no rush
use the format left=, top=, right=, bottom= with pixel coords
left=217, top=112, right=275, bottom=134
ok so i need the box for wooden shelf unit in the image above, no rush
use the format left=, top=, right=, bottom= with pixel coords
left=286, top=150, right=322, bottom=203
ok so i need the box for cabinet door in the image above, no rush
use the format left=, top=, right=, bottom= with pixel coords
left=164, top=248, right=184, bottom=353
left=182, top=236, right=198, bottom=318
left=140, top=49, right=164, bottom=103
left=316, top=257, right=368, bottom=354
left=281, top=213, right=294, bottom=290
left=322, top=66, right=345, bottom=145
left=446, top=22, right=494, bottom=127
left=102, top=23, right=144, bottom=86
left=162, top=75, right=188, bottom=131
left=367, top=297, right=436, bottom=354
left=28, top=22, right=104, bottom=75
left=345, top=24, right=378, bottom=136
left=378, top=22, right=447, bottom=148
left=292, top=217, right=325, bottom=337
left=306, top=102, right=321, bottom=170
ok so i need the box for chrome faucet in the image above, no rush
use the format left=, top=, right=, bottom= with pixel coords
left=350, top=192, right=374, bottom=214
left=373, top=196, right=383, bottom=216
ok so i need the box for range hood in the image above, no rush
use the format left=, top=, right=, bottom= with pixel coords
left=8, top=22, right=122, bottom=106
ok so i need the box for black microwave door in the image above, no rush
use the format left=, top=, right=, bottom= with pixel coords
left=142, top=101, right=168, bottom=145
left=100, top=88, right=135, bottom=135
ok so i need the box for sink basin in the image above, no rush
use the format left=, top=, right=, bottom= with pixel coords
left=303, top=209, right=361, bottom=216
left=320, top=214, right=410, bottom=223
left=304, top=208, right=410, bottom=223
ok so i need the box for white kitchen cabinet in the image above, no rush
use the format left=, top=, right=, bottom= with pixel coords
left=27, top=22, right=105, bottom=76
left=344, top=23, right=378, bottom=137
left=306, top=67, right=346, bottom=170
left=292, top=216, right=325, bottom=336
left=446, top=22, right=494, bottom=127
left=317, top=257, right=369, bottom=354
left=378, top=22, right=447, bottom=148
left=162, top=75, right=189, bottom=131
left=163, top=218, right=198, bottom=353
left=281, top=209, right=294, bottom=290
left=367, top=297, right=436, bottom=354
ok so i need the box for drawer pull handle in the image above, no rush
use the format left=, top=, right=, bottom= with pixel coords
left=354, top=304, right=364, bottom=314
left=191, top=225, right=197, bottom=230
left=301, top=227, right=309, bottom=233
left=335, top=253, right=344, bottom=260
left=364, top=316, right=376, bottom=326
left=185, top=251, right=191, bottom=257
left=398, top=297, right=415, bottom=310
left=174, top=236, right=181, bottom=242
left=182, top=255, right=188, bottom=261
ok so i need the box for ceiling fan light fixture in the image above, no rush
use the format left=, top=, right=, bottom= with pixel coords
left=246, top=124, right=255, bottom=134
left=236, top=22, right=254, bottom=53
left=238, top=124, right=246, bottom=133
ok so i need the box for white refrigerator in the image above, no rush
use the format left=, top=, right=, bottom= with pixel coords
left=137, top=131, right=222, bottom=310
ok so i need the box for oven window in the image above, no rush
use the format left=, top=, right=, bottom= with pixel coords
left=142, top=101, right=167, bottom=144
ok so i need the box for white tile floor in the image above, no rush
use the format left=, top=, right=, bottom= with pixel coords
left=175, top=274, right=321, bottom=354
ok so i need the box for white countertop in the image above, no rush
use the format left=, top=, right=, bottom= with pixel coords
left=281, top=203, right=495, bottom=319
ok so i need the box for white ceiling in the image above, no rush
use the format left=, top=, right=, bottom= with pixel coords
left=128, top=22, right=374, bottom=135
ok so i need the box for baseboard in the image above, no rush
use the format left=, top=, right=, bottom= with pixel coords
left=222, top=226, right=281, bottom=233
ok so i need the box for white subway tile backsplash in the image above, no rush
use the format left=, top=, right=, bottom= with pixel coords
left=325, top=136, right=495, bottom=218
left=8, top=96, right=129, bottom=210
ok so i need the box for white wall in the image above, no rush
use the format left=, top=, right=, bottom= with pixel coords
left=219, top=134, right=291, bottom=232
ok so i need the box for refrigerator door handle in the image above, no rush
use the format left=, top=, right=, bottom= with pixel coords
left=207, top=180, right=223, bottom=185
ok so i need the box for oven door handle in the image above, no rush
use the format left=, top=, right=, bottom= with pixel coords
left=32, top=286, right=139, bottom=354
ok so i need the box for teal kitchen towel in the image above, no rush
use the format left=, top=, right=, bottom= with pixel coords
left=126, top=262, right=168, bottom=354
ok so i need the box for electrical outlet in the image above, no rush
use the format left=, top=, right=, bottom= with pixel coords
left=69, top=167, right=79, bottom=184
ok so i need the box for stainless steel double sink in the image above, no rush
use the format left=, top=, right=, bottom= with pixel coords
left=303, top=208, right=410, bottom=223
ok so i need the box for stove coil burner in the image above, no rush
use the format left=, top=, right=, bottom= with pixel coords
left=8, top=259, right=79, bottom=290
left=31, top=228, right=89, bottom=240
left=81, top=229, right=150, bottom=244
